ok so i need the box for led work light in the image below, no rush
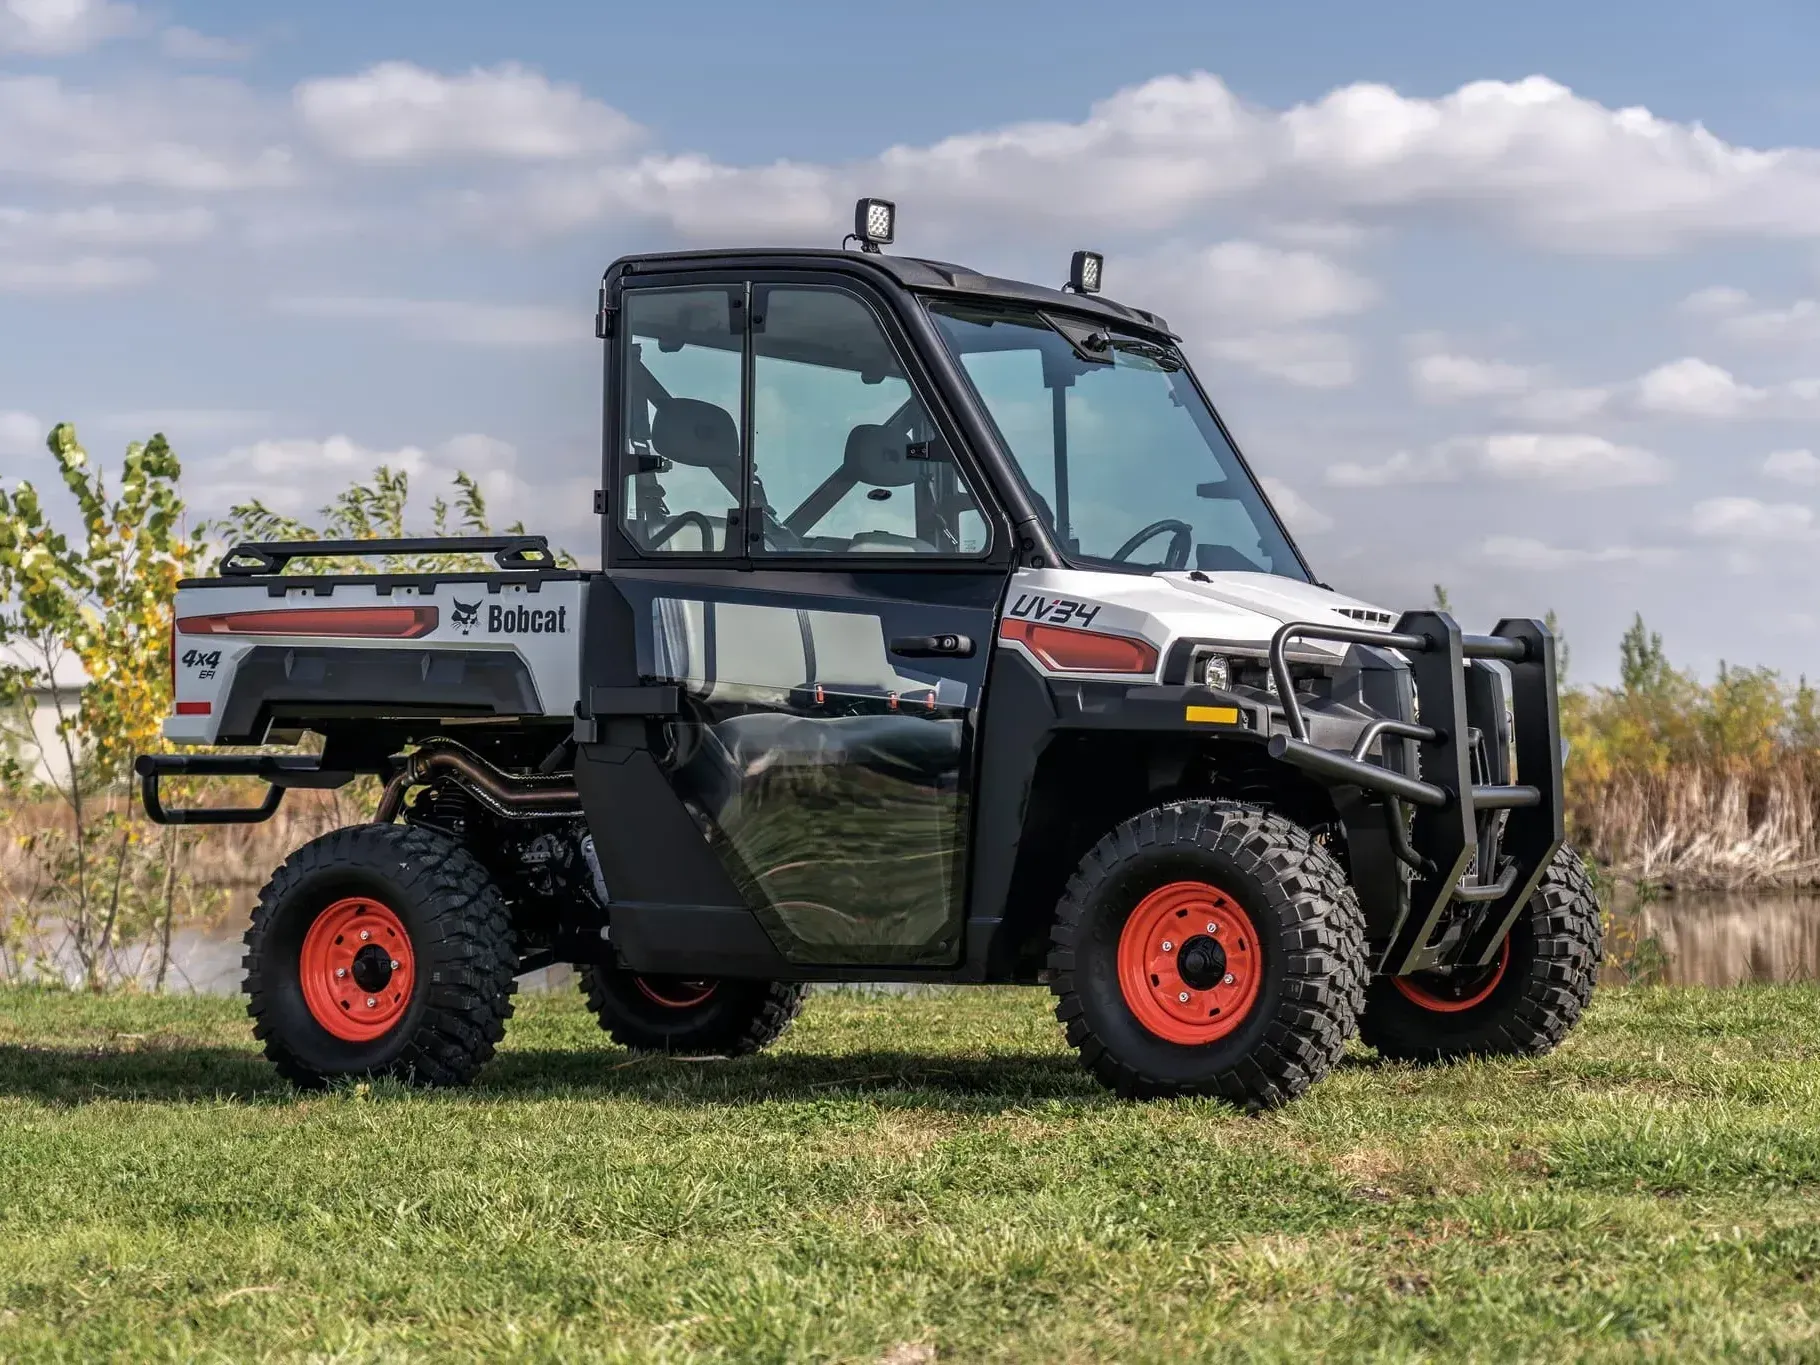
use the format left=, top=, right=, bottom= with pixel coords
left=853, top=197, right=896, bottom=253
left=1069, top=250, right=1104, bottom=294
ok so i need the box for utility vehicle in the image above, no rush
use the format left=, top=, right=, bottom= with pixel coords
left=139, top=199, right=1600, bottom=1106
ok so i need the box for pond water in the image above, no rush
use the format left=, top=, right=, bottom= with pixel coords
left=10, top=895, right=1820, bottom=995
left=1627, top=894, right=1820, bottom=987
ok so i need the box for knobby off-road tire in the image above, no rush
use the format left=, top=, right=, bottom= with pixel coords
left=1360, top=845, right=1602, bottom=1063
left=1048, top=800, right=1368, bottom=1108
left=244, top=823, right=517, bottom=1089
left=578, top=967, right=807, bottom=1057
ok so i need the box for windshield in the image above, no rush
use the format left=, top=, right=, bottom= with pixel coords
left=925, top=300, right=1309, bottom=580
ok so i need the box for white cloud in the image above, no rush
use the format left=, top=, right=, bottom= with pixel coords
left=296, top=62, right=642, bottom=164
left=1680, top=286, right=1820, bottom=346
left=1126, top=241, right=1373, bottom=388
left=0, top=74, right=294, bottom=191
left=1327, top=431, right=1666, bottom=489
left=1326, top=447, right=1455, bottom=487
left=1138, top=240, right=1376, bottom=329
left=1480, top=535, right=1670, bottom=569
left=1473, top=432, right=1666, bottom=487
left=0, top=255, right=154, bottom=292
left=0, top=204, right=214, bottom=247
left=1634, top=356, right=1767, bottom=417
left=0, top=410, right=43, bottom=457
left=273, top=295, right=579, bottom=348
left=160, top=25, right=252, bottom=62
left=1689, top=496, right=1814, bottom=541
left=472, top=70, right=1820, bottom=252
left=1410, top=350, right=1535, bottom=402
left=1206, top=329, right=1358, bottom=388
left=198, top=432, right=527, bottom=521
left=1763, top=448, right=1820, bottom=485
left=0, top=0, right=134, bottom=54
left=1503, top=385, right=1612, bottom=423
left=1260, top=477, right=1333, bottom=533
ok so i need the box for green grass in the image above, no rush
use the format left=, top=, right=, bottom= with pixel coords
left=1, top=986, right=1819, bottom=1362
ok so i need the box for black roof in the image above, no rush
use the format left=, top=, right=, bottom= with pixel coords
left=605, top=247, right=1175, bottom=337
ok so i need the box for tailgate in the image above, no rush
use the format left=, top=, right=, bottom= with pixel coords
left=166, top=575, right=586, bottom=745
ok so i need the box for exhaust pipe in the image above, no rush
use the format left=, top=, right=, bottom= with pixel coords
left=376, top=738, right=579, bottom=823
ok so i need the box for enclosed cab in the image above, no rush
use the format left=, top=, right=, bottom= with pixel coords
left=140, top=200, right=1601, bottom=1106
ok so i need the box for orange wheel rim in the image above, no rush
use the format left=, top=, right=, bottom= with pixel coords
left=1391, top=936, right=1511, bottom=1014
left=299, top=897, right=416, bottom=1042
left=1117, top=881, right=1263, bottom=1045
left=634, top=977, right=717, bottom=1009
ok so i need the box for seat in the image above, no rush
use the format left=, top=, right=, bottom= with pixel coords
left=840, top=423, right=934, bottom=553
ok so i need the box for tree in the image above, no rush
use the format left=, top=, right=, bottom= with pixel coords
left=1544, top=608, right=1570, bottom=691
left=217, top=467, right=574, bottom=573
left=0, top=424, right=212, bottom=988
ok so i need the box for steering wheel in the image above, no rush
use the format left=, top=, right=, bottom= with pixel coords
left=1111, top=519, right=1195, bottom=570
left=647, top=510, right=717, bottom=551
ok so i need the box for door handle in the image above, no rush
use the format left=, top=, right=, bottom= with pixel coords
left=890, top=633, right=975, bottom=659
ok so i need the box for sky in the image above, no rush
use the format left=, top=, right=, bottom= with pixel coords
left=5, top=0, right=1820, bottom=685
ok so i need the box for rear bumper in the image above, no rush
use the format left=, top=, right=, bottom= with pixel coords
left=134, top=753, right=353, bottom=825
left=1261, top=611, right=1563, bottom=976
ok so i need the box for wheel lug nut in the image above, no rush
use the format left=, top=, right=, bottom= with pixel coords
left=1207, top=923, right=1218, bottom=934
left=389, top=959, right=400, bottom=970
left=366, top=997, right=377, bottom=1008
left=1223, top=973, right=1235, bottom=985
left=1177, top=991, right=1190, bottom=1003
left=1161, top=940, right=1174, bottom=952
left=359, top=930, right=371, bottom=941
left=335, top=968, right=347, bottom=979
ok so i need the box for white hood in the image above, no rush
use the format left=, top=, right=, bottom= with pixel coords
left=1155, top=571, right=1393, bottom=631
left=1001, top=566, right=1399, bottom=677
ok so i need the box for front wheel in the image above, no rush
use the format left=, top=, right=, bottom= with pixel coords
left=1360, top=846, right=1602, bottom=1063
left=578, top=966, right=807, bottom=1057
left=243, top=823, right=518, bottom=1088
left=1048, top=800, right=1368, bottom=1108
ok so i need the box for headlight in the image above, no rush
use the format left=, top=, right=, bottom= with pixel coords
left=1199, top=653, right=1231, bottom=690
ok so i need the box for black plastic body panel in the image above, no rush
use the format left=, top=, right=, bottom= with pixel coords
left=215, top=645, right=543, bottom=745
left=582, top=565, right=1002, bottom=969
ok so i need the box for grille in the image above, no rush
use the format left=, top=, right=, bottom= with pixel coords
left=1335, top=607, right=1394, bottom=627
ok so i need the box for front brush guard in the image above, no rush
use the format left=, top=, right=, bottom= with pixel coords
left=1261, top=611, right=1563, bottom=976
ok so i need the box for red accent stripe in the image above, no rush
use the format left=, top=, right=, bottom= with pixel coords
left=999, top=618, right=1159, bottom=674
left=176, top=604, right=439, bottom=639
left=175, top=701, right=212, bottom=715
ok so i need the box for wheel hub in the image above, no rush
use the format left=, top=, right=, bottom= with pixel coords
left=298, top=897, right=416, bottom=1042
left=1175, top=935, right=1228, bottom=990
left=1116, top=882, right=1263, bottom=1045
left=350, top=943, right=395, bottom=992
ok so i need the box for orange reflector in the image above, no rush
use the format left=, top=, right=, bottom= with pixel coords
left=999, top=618, right=1158, bottom=674
left=1185, top=705, right=1240, bottom=725
left=176, top=605, right=439, bottom=639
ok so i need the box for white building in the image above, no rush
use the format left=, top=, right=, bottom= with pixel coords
left=1, top=645, right=87, bottom=790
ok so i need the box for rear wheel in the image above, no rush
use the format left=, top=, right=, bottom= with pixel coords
left=579, top=967, right=807, bottom=1056
left=1360, top=845, right=1602, bottom=1062
left=1048, top=800, right=1367, bottom=1108
left=244, top=823, right=517, bottom=1088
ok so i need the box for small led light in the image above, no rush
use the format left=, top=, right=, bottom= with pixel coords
left=854, top=197, right=896, bottom=250
left=1070, top=250, right=1104, bottom=294
left=1200, top=653, right=1231, bottom=690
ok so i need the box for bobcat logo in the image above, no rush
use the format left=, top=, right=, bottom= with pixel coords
left=450, top=599, right=481, bottom=635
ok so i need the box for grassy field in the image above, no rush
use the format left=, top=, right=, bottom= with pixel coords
left=1, top=986, right=1818, bottom=1362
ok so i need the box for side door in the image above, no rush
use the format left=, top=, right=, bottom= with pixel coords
left=606, top=272, right=1011, bottom=967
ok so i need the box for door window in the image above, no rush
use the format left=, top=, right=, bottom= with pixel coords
left=620, top=287, right=743, bottom=553
left=750, top=287, right=987, bottom=556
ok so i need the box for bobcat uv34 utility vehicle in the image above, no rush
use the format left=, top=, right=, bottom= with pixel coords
left=140, top=200, right=1600, bottom=1106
